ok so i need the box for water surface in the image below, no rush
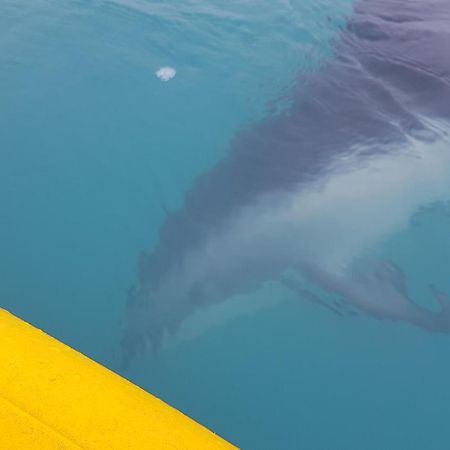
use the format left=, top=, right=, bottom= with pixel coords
left=1, top=1, right=450, bottom=448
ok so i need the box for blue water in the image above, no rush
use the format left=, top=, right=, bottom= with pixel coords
left=2, top=1, right=450, bottom=448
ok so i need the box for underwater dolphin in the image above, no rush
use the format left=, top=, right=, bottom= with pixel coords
left=121, top=0, right=450, bottom=364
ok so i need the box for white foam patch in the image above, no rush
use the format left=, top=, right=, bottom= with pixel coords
left=155, top=66, right=176, bottom=82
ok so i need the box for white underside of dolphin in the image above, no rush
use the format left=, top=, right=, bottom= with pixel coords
left=149, top=119, right=450, bottom=349
left=119, top=0, right=450, bottom=365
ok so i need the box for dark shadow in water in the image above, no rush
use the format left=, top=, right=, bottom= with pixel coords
left=119, top=0, right=450, bottom=368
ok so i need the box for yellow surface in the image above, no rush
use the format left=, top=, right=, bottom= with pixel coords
left=0, top=308, right=237, bottom=449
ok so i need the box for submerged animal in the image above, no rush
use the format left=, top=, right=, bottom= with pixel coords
left=121, top=0, right=450, bottom=366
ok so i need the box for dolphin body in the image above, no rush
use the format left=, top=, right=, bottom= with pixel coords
left=121, top=0, right=450, bottom=364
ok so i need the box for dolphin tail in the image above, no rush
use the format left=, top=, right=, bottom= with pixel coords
left=419, top=285, right=450, bottom=333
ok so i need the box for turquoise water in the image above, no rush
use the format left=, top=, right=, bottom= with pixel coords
left=2, top=1, right=450, bottom=448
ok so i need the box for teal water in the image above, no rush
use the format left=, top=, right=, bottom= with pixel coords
left=2, top=1, right=450, bottom=449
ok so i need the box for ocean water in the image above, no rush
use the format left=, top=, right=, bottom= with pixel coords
left=2, top=0, right=450, bottom=449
